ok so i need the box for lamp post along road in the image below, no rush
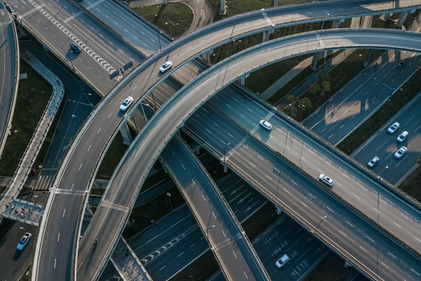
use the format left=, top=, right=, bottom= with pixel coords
left=313, top=215, right=327, bottom=235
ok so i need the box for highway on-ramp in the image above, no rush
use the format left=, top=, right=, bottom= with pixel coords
left=70, top=29, right=421, bottom=281
left=0, top=6, right=18, bottom=158
left=161, top=136, right=270, bottom=280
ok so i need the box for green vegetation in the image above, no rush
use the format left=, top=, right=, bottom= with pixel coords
left=207, top=0, right=312, bottom=22
left=0, top=61, right=52, bottom=176
left=289, top=50, right=373, bottom=122
left=133, top=3, right=193, bottom=38
left=96, top=133, right=129, bottom=179
left=245, top=54, right=312, bottom=95
left=283, top=94, right=312, bottom=119
left=337, top=68, right=421, bottom=155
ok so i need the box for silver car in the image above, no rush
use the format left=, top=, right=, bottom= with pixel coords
left=319, top=174, right=334, bottom=187
left=120, top=96, right=134, bottom=111
left=387, top=122, right=400, bottom=134
left=259, top=120, right=272, bottom=130
left=394, top=146, right=407, bottom=159
left=368, top=156, right=379, bottom=168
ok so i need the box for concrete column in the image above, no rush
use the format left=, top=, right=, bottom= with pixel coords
left=262, top=30, right=273, bottom=42
left=194, top=145, right=201, bottom=155
left=273, top=0, right=278, bottom=7
left=331, top=19, right=341, bottom=29
left=223, top=164, right=229, bottom=173
left=219, top=0, right=227, bottom=16
left=201, top=52, right=211, bottom=63
left=276, top=206, right=282, bottom=215
left=120, top=121, right=132, bottom=146
left=396, top=11, right=409, bottom=29
left=310, top=52, right=323, bottom=71
left=361, top=15, right=373, bottom=28
left=240, top=76, right=245, bottom=86
left=383, top=13, right=392, bottom=21
left=163, top=0, right=167, bottom=4
left=363, top=49, right=374, bottom=68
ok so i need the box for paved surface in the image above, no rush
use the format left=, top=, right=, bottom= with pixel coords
left=303, top=14, right=421, bottom=146
left=0, top=50, right=64, bottom=226
left=161, top=136, right=270, bottom=280
left=28, top=1, right=421, bottom=279
left=352, top=92, right=421, bottom=185
left=74, top=28, right=421, bottom=281
left=0, top=222, right=38, bottom=281
left=0, top=3, right=18, bottom=158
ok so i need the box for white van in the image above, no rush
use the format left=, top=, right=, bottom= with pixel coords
left=275, top=254, right=290, bottom=268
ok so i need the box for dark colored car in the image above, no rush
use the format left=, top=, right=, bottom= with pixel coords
left=70, top=42, right=81, bottom=54
left=396, top=59, right=406, bottom=69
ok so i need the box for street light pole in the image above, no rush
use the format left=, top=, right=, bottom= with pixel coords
left=223, top=142, right=231, bottom=165
left=313, top=215, right=327, bottom=235
left=321, top=11, right=329, bottom=30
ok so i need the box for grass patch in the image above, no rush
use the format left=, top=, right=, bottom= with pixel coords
left=242, top=202, right=278, bottom=240
left=90, top=188, right=105, bottom=196
left=303, top=252, right=354, bottom=281
left=0, top=61, right=52, bottom=176
left=133, top=3, right=193, bottom=38
left=245, top=54, right=312, bottom=95
left=337, top=68, right=421, bottom=155
left=400, top=166, right=421, bottom=203
left=96, top=133, right=129, bottom=179
left=208, top=0, right=312, bottom=22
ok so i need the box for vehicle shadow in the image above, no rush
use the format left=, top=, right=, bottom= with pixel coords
left=13, top=250, right=23, bottom=261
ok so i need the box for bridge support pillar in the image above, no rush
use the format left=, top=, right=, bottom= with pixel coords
left=202, top=52, right=211, bottom=63
left=310, top=52, right=323, bottom=71
left=219, top=0, right=227, bottom=15
left=194, top=145, right=201, bottom=155
left=361, top=16, right=373, bottom=28
left=162, top=0, right=167, bottom=4
left=382, top=13, right=392, bottom=21
left=262, top=30, right=273, bottom=43
left=223, top=164, right=229, bottom=173
left=120, top=121, right=133, bottom=146
left=396, top=12, right=409, bottom=29
left=273, top=0, right=279, bottom=7
left=363, top=49, right=374, bottom=68
left=276, top=206, right=282, bottom=215
left=344, top=261, right=353, bottom=268
left=240, top=76, right=245, bottom=86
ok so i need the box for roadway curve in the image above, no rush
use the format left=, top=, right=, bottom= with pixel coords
left=31, top=0, right=421, bottom=279
left=74, top=29, right=421, bottom=281
left=0, top=8, right=19, bottom=158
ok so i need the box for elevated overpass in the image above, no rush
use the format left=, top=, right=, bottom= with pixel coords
left=27, top=0, right=421, bottom=279
left=72, top=29, right=421, bottom=281
left=0, top=5, right=19, bottom=159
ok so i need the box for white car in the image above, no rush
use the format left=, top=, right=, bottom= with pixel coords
left=394, top=146, right=407, bottom=159
left=397, top=131, right=408, bottom=142
left=259, top=120, right=272, bottom=130
left=319, top=174, right=334, bottom=187
left=275, top=254, right=290, bottom=268
left=120, top=96, right=134, bottom=111
left=367, top=156, right=379, bottom=168
left=17, top=232, right=32, bottom=250
left=387, top=122, right=400, bottom=134
left=159, top=61, right=173, bottom=73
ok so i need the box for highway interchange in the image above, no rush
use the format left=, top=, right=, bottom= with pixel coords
left=2, top=0, right=421, bottom=280
left=72, top=28, right=421, bottom=281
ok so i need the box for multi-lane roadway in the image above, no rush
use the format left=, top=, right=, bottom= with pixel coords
left=11, top=0, right=418, bottom=278
left=71, top=29, right=421, bottom=281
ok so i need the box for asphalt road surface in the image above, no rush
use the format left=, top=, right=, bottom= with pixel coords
left=353, top=92, right=421, bottom=185
left=27, top=2, right=421, bottom=278
left=161, top=136, right=270, bottom=280
left=65, top=29, right=421, bottom=281
left=0, top=6, right=17, bottom=157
